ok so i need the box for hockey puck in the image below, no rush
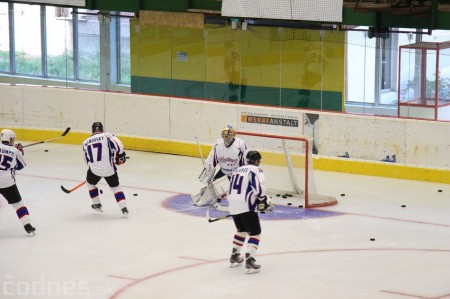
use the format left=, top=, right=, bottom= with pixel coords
left=401, top=205, right=406, bottom=207
left=287, top=203, right=292, bottom=206
left=340, top=194, right=345, bottom=196
left=298, top=205, right=303, bottom=208
left=286, top=194, right=293, bottom=197
left=438, top=189, right=442, bottom=192
left=370, top=238, right=375, bottom=241
left=133, top=193, right=138, bottom=196
left=276, top=194, right=281, bottom=197
left=44, top=149, right=49, bottom=152
left=99, top=190, right=103, bottom=194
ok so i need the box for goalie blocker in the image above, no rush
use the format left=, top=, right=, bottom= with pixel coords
left=191, top=176, right=230, bottom=207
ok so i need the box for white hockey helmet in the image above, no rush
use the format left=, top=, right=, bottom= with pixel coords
left=1, top=129, right=16, bottom=145
left=221, top=125, right=236, bottom=147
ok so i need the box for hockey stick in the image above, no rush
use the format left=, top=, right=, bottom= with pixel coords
left=23, top=127, right=71, bottom=148
left=61, top=181, right=86, bottom=194
left=206, top=209, right=232, bottom=223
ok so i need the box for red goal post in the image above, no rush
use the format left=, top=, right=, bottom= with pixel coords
left=237, top=131, right=337, bottom=208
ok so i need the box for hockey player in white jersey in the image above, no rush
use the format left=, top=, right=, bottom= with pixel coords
left=0, top=129, right=36, bottom=236
left=82, top=122, right=129, bottom=216
left=227, top=151, right=273, bottom=274
left=194, top=125, right=247, bottom=207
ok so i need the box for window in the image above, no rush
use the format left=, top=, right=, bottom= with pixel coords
left=118, top=13, right=131, bottom=84
left=0, top=3, right=10, bottom=72
left=77, top=9, right=100, bottom=81
left=14, top=3, right=42, bottom=75
left=46, top=6, right=74, bottom=78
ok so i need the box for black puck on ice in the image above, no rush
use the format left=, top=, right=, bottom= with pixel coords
left=133, top=193, right=138, bottom=196
left=401, top=205, right=406, bottom=207
left=370, top=238, right=375, bottom=241
left=299, top=205, right=303, bottom=208
left=341, top=194, right=345, bottom=196
left=44, top=150, right=49, bottom=152
left=286, top=194, right=293, bottom=197
left=100, top=190, right=103, bottom=194
left=287, top=203, right=292, bottom=206
left=276, top=194, right=281, bottom=197
left=438, top=190, right=442, bottom=192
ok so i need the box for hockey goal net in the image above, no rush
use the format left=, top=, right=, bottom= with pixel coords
left=237, top=131, right=337, bottom=208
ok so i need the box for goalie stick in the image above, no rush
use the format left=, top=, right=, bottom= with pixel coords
left=61, top=181, right=86, bottom=194
left=23, top=127, right=71, bottom=148
left=206, top=209, right=232, bottom=223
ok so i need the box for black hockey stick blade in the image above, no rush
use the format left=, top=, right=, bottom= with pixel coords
left=61, top=185, right=71, bottom=193
left=23, top=127, right=71, bottom=148
left=61, top=181, right=86, bottom=194
left=61, top=127, right=71, bottom=136
left=206, top=209, right=232, bottom=223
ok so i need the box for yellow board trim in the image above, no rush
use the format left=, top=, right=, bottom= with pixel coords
left=6, top=128, right=450, bottom=184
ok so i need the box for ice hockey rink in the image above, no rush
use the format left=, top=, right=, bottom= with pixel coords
left=1, top=142, right=450, bottom=299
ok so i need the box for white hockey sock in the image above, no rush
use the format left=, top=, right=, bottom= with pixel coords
left=232, top=232, right=248, bottom=253
left=247, top=235, right=260, bottom=259
left=11, top=201, right=31, bottom=226
left=110, top=186, right=126, bottom=210
left=87, top=183, right=101, bottom=205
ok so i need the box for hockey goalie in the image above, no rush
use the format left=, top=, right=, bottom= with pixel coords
left=191, top=125, right=247, bottom=208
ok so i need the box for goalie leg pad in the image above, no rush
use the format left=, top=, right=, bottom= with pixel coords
left=191, top=176, right=230, bottom=207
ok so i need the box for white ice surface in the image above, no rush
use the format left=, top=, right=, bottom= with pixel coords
left=1, top=143, right=450, bottom=299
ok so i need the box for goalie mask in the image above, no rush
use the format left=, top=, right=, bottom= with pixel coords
left=221, top=125, right=236, bottom=147
left=92, top=122, right=104, bottom=134
left=246, top=150, right=262, bottom=165
left=1, top=129, right=16, bottom=145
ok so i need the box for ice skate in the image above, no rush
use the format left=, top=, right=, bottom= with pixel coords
left=24, top=223, right=36, bottom=237
left=229, top=248, right=243, bottom=268
left=121, top=207, right=129, bottom=217
left=245, top=253, right=260, bottom=274
left=91, top=203, right=103, bottom=212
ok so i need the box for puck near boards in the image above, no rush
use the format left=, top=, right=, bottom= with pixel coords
left=298, top=205, right=303, bottom=208
left=287, top=203, right=292, bottom=206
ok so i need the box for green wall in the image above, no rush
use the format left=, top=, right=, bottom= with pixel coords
left=130, top=21, right=345, bottom=111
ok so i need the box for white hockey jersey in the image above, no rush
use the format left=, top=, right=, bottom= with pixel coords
left=227, top=164, right=267, bottom=215
left=82, top=132, right=124, bottom=177
left=205, top=137, right=247, bottom=176
left=0, top=143, right=26, bottom=188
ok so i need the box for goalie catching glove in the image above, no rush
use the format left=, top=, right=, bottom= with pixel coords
left=115, top=152, right=127, bottom=165
left=257, top=195, right=274, bottom=213
left=198, top=163, right=215, bottom=184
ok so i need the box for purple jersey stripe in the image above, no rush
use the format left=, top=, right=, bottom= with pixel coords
left=16, top=206, right=29, bottom=219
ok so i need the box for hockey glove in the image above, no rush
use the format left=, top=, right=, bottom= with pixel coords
left=115, top=152, right=127, bottom=165
left=257, top=195, right=274, bottom=213
left=198, top=163, right=214, bottom=183
left=15, top=143, right=24, bottom=155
